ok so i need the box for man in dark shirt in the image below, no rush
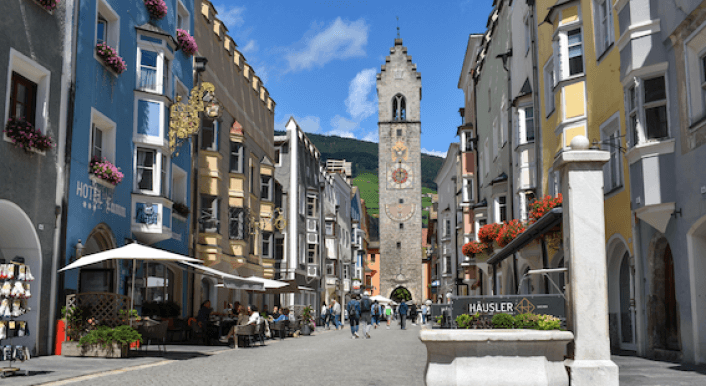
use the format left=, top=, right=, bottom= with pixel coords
left=398, top=301, right=409, bottom=330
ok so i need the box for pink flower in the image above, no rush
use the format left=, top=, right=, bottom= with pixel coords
left=176, top=29, right=198, bottom=56
left=144, top=0, right=167, bottom=20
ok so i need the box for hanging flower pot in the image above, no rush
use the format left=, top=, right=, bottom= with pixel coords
left=176, top=29, right=198, bottom=56
left=144, top=0, right=167, bottom=20
left=496, top=219, right=527, bottom=248
left=528, top=194, right=562, bottom=224
left=4, top=118, right=54, bottom=153
left=95, top=43, right=127, bottom=74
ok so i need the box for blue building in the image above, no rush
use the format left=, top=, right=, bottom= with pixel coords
left=63, top=0, right=194, bottom=316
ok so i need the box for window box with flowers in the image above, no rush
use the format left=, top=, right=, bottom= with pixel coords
left=34, top=0, right=60, bottom=12
left=496, top=219, right=527, bottom=248
left=462, top=241, right=489, bottom=263
left=144, top=0, right=167, bottom=20
left=3, top=118, right=54, bottom=154
left=89, top=156, right=124, bottom=188
left=529, top=194, right=563, bottom=250
left=477, top=223, right=503, bottom=252
left=96, top=43, right=127, bottom=75
left=176, top=29, right=198, bottom=56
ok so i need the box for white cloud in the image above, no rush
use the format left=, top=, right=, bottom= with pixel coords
left=421, top=148, right=448, bottom=158
left=276, top=115, right=321, bottom=133
left=324, top=129, right=356, bottom=139
left=286, top=18, right=368, bottom=72
left=330, top=115, right=358, bottom=132
left=217, top=5, right=246, bottom=29
left=345, top=68, right=377, bottom=121
left=242, top=39, right=258, bottom=53
left=362, top=131, right=379, bottom=143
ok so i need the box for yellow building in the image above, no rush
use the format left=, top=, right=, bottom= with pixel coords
left=193, top=0, right=278, bottom=312
left=536, top=0, right=635, bottom=350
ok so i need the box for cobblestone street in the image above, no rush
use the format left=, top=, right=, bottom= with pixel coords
left=54, top=324, right=427, bottom=386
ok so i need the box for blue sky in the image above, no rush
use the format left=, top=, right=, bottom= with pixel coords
left=210, top=1, right=494, bottom=157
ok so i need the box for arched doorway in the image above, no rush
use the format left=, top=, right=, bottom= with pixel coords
left=78, top=224, right=117, bottom=293
left=607, top=236, right=635, bottom=352
left=390, top=287, right=412, bottom=303
left=0, top=200, right=42, bottom=354
left=647, top=235, right=681, bottom=358
left=687, top=215, right=706, bottom=363
left=618, top=253, right=635, bottom=349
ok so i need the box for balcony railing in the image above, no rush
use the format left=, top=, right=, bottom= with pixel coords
left=199, top=208, right=219, bottom=233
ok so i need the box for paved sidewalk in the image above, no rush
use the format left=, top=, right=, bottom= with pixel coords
left=613, top=353, right=706, bottom=386
left=3, top=344, right=228, bottom=386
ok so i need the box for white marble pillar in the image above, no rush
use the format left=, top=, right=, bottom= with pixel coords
left=553, top=136, right=619, bottom=386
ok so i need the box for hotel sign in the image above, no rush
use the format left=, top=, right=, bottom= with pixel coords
left=450, top=294, right=565, bottom=319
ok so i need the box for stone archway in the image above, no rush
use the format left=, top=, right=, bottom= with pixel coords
left=0, top=200, right=42, bottom=355
left=646, top=234, right=681, bottom=359
left=390, top=287, right=412, bottom=303
left=606, top=236, right=635, bottom=352
left=79, top=223, right=117, bottom=293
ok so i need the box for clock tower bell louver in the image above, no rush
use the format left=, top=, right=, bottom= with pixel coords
left=377, top=38, right=422, bottom=303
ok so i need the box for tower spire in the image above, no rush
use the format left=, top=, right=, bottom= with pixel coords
left=396, top=16, right=400, bottom=39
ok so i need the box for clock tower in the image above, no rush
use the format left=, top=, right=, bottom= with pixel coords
left=377, top=38, right=422, bottom=303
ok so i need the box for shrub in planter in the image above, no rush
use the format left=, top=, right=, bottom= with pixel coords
left=36, top=0, right=60, bottom=11
left=176, top=29, right=198, bottom=56
left=4, top=118, right=55, bottom=153
left=496, top=219, right=526, bottom=248
left=90, top=156, right=124, bottom=185
left=173, top=202, right=190, bottom=217
left=514, top=313, right=540, bottom=329
left=78, top=325, right=142, bottom=348
left=536, top=314, right=562, bottom=330
left=96, top=43, right=127, bottom=74
left=491, top=313, right=515, bottom=329
left=144, top=0, right=167, bottom=20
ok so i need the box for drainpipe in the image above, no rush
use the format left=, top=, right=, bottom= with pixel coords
left=49, top=0, right=79, bottom=354
left=528, top=0, right=543, bottom=198
left=288, top=125, right=298, bottom=284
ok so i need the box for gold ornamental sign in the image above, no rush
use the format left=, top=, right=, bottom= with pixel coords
left=169, top=82, right=222, bottom=156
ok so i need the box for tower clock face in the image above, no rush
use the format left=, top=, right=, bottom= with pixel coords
left=388, top=162, right=414, bottom=189
left=385, top=203, right=416, bottom=222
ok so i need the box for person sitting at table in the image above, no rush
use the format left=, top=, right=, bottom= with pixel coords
left=271, top=305, right=281, bottom=319
left=220, top=305, right=261, bottom=345
left=197, top=300, right=219, bottom=344
left=236, top=305, right=249, bottom=325
left=272, top=308, right=289, bottom=322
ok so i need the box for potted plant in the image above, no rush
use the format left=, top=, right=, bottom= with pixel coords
left=4, top=118, right=54, bottom=153
left=89, top=156, right=124, bottom=186
left=69, top=325, right=142, bottom=358
left=300, top=306, right=315, bottom=335
left=173, top=202, right=190, bottom=217
left=144, top=0, right=167, bottom=20
left=176, top=29, right=198, bottom=56
left=96, top=42, right=127, bottom=74
left=528, top=194, right=562, bottom=224
left=477, top=223, right=503, bottom=252
left=35, top=0, right=60, bottom=12
left=496, top=219, right=526, bottom=248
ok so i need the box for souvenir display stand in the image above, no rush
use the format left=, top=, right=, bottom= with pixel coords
left=0, top=257, right=33, bottom=378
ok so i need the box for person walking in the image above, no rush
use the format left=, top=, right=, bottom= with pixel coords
left=347, top=296, right=361, bottom=339
left=371, top=300, right=380, bottom=329
left=331, top=299, right=342, bottom=330
left=421, top=303, right=428, bottom=324
left=359, top=292, right=373, bottom=338
left=398, top=301, right=409, bottom=330
left=385, top=305, right=392, bottom=329
left=320, top=301, right=329, bottom=329
left=410, top=302, right=418, bottom=326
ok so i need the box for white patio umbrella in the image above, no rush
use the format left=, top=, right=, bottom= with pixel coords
left=370, top=295, right=393, bottom=304
left=244, top=276, right=297, bottom=294
left=58, top=243, right=203, bottom=317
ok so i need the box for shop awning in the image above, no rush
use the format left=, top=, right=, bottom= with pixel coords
left=175, top=261, right=264, bottom=291
left=244, top=276, right=299, bottom=294
left=487, top=207, right=563, bottom=266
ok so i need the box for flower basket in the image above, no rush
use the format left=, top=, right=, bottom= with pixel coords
left=176, top=29, right=198, bottom=56
left=462, top=241, right=486, bottom=257
left=144, top=0, right=167, bottom=20
left=529, top=194, right=562, bottom=224
left=4, top=118, right=54, bottom=153
left=96, top=43, right=127, bottom=74
left=90, top=156, right=124, bottom=186
left=477, top=223, right=503, bottom=251
left=36, top=0, right=60, bottom=11
left=496, top=220, right=527, bottom=248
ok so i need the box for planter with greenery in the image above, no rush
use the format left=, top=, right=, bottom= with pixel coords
left=300, top=306, right=315, bottom=335
left=176, top=29, right=198, bottom=56
left=144, top=0, right=167, bottom=20
left=62, top=325, right=142, bottom=358
left=89, top=156, right=124, bottom=186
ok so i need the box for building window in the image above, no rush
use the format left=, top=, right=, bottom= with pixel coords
left=200, top=195, right=219, bottom=233
left=176, top=0, right=190, bottom=32
left=524, top=106, right=535, bottom=142
left=171, top=165, right=187, bottom=205
left=228, top=207, right=245, bottom=239
left=593, top=0, right=614, bottom=57
left=463, top=178, right=474, bottom=203
left=544, top=58, right=555, bottom=116
left=262, top=232, right=272, bottom=257
left=306, top=195, right=317, bottom=217
left=496, top=195, right=507, bottom=223
left=567, top=29, right=584, bottom=76
left=464, top=132, right=475, bottom=152
left=96, top=15, right=108, bottom=45
left=475, top=218, right=487, bottom=241
left=229, top=142, right=243, bottom=173
left=307, top=243, right=317, bottom=264
left=138, top=49, right=158, bottom=92
left=627, top=75, right=669, bottom=146
left=161, top=154, right=169, bottom=197
left=444, top=255, right=452, bottom=275
left=392, top=94, right=406, bottom=121
left=397, top=129, right=402, bottom=136
left=601, top=114, right=622, bottom=193
left=9, top=72, right=37, bottom=125
left=260, top=176, right=272, bottom=201
left=136, top=148, right=156, bottom=191
left=200, top=119, right=218, bottom=150
left=326, top=263, right=334, bottom=276
left=274, top=147, right=281, bottom=165
left=325, top=222, right=334, bottom=236
left=343, top=265, right=350, bottom=280
left=91, top=125, right=103, bottom=159
left=685, top=28, right=706, bottom=125
left=371, top=254, right=376, bottom=263
left=521, top=191, right=536, bottom=222
left=95, top=0, right=119, bottom=51
left=399, top=223, right=404, bottom=229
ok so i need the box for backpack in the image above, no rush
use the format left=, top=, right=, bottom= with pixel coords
left=348, top=301, right=360, bottom=318
left=371, top=304, right=379, bottom=316
left=360, top=298, right=372, bottom=313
